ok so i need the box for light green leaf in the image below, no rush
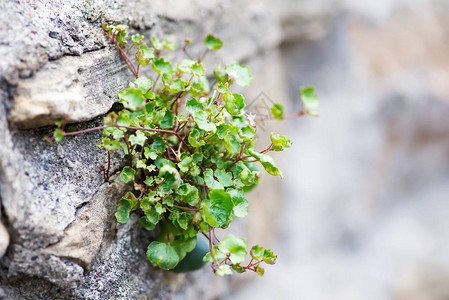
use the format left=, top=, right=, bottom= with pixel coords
left=185, top=98, right=204, bottom=115
left=246, top=148, right=283, bottom=178
left=191, top=62, right=205, bottom=76
left=271, top=103, right=283, bottom=120
left=214, top=64, right=227, bottom=83
left=53, top=129, right=65, bottom=142
left=193, top=110, right=216, bottom=132
left=227, top=188, right=248, bottom=218
left=188, top=127, right=206, bottom=147
left=204, top=169, right=224, bottom=190
left=250, top=245, right=264, bottom=260
left=152, top=57, right=174, bottom=74
left=99, top=137, right=121, bottom=151
left=224, top=133, right=240, bottom=154
left=120, top=166, right=136, bottom=183
left=118, top=88, right=145, bottom=111
left=225, top=63, right=253, bottom=86
left=131, top=34, right=143, bottom=45
left=214, top=169, right=233, bottom=187
left=133, top=77, right=153, bottom=93
left=301, top=86, right=319, bottom=116
left=200, top=204, right=217, bottom=227
left=144, top=147, right=158, bottom=160
left=270, top=133, right=292, bottom=151
left=177, top=59, right=195, bottom=73
left=240, top=126, right=255, bottom=139
left=216, top=265, right=233, bottom=276
left=178, top=155, right=193, bottom=173
left=129, top=131, right=147, bottom=146
left=218, top=234, right=247, bottom=265
left=136, top=44, right=154, bottom=66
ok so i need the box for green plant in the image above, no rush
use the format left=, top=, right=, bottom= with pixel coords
left=50, top=22, right=319, bottom=276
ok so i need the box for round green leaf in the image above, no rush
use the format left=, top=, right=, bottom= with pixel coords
left=146, top=242, right=179, bottom=270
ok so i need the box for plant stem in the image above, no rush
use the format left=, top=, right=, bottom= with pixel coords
left=62, top=124, right=193, bottom=154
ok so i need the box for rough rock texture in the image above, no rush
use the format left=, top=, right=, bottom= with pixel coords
left=0, top=0, right=311, bottom=299
left=6, top=0, right=446, bottom=299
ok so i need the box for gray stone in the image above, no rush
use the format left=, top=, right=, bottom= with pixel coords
left=0, top=0, right=342, bottom=298
left=9, top=48, right=132, bottom=129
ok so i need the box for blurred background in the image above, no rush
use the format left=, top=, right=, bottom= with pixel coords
left=230, top=0, right=449, bottom=299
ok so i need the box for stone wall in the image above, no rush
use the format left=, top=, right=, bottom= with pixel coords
left=0, top=0, right=329, bottom=298
left=3, top=0, right=447, bottom=299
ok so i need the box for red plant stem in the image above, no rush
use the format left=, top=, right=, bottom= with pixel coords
left=212, top=228, right=220, bottom=243
left=106, top=150, right=111, bottom=181
left=62, top=124, right=193, bottom=154
left=209, top=226, right=216, bottom=263
left=104, top=31, right=139, bottom=78
left=255, top=109, right=307, bottom=122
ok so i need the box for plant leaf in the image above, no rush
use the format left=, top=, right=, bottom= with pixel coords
left=146, top=241, right=179, bottom=270
left=205, top=35, right=223, bottom=50
left=301, top=86, right=319, bottom=116
left=120, top=166, right=136, bottom=183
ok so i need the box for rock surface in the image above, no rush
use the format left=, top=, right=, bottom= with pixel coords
left=0, top=0, right=321, bottom=299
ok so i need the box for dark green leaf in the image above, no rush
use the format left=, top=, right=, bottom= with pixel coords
left=209, top=189, right=233, bottom=227
left=159, top=110, right=174, bottom=129
left=204, top=35, right=223, bottom=50
left=188, top=128, right=206, bottom=147
left=176, top=213, right=192, bottom=230
left=147, top=241, right=179, bottom=270
left=177, top=183, right=200, bottom=206
left=139, top=216, right=157, bottom=231
left=151, top=137, right=167, bottom=153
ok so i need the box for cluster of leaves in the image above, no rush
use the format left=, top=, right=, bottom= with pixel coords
left=52, top=22, right=318, bottom=276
